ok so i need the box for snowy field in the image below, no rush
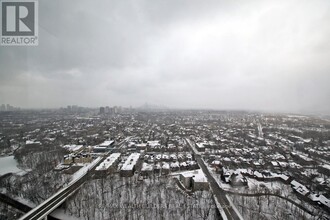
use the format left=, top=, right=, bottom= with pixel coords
left=0, top=156, right=22, bottom=175
left=64, top=174, right=218, bottom=220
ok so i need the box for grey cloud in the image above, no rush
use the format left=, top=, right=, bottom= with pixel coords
left=0, top=0, right=330, bottom=113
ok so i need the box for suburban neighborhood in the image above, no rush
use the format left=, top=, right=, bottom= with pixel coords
left=0, top=107, right=330, bottom=219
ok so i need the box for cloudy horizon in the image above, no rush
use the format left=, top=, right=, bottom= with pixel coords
left=1, top=0, right=330, bottom=114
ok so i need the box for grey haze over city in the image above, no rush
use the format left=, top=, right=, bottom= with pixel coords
left=1, top=0, right=330, bottom=114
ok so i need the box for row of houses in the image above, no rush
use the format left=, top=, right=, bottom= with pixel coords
left=231, top=168, right=330, bottom=212
left=95, top=153, right=121, bottom=176
left=120, top=153, right=141, bottom=177
left=239, top=169, right=291, bottom=184
left=291, top=180, right=330, bottom=212
left=90, top=150, right=202, bottom=179
left=220, top=169, right=248, bottom=186
left=143, top=153, right=193, bottom=163
left=124, top=140, right=190, bottom=153
left=209, top=156, right=323, bottom=175
left=290, top=152, right=317, bottom=166
left=140, top=161, right=199, bottom=177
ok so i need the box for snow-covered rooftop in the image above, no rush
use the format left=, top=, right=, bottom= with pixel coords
left=196, top=142, right=206, bottom=149
left=99, top=140, right=114, bottom=147
left=147, top=140, right=160, bottom=147
left=291, top=180, right=309, bottom=196
left=26, top=140, right=41, bottom=145
left=170, top=162, right=180, bottom=168
left=162, top=162, right=170, bottom=169
left=121, top=153, right=140, bottom=171
left=95, top=153, right=121, bottom=171
left=179, top=169, right=208, bottom=183
left=141, top=162, right=153, bottom=171
left=309, top=194, right=330, bottom=208
left=321, top=164, right=330, bottom=171
left=63, top=144, right=83, bottom=152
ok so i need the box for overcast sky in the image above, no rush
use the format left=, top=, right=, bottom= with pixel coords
left=1, top=0, right=330, bottom=113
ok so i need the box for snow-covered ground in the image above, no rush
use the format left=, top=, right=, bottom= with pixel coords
left=65, top=174, right=217, bottom=220
left=0, top=156, right=23, bottom=175
left=51, top=208, right=82, bottom=220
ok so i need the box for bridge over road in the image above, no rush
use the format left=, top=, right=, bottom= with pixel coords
left=18, top=138, right=132, bottom=220
left=18, top=156, right=103, bottom=220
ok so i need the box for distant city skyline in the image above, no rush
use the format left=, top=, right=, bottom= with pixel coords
left=1, top=0, right=330, bottom=114
left=2, top=102, right=329, bottom=116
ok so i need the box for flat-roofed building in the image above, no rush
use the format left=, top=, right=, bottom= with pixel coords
left=195, top=143, right=205, bottom=152
left=120, top=153, right=141, bottom=177
left=95, top=153, right=121, bottom=176
left=93, top=140, right=115, bottom=153
left=63, top=144, right=84, bottom=152
left=179, top=169, right=209, bottom=191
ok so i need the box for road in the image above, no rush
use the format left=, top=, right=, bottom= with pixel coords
left=186, top=138, right=242, bottom=220
left=19, top=139, right=130, bottom=220
left=257, top=122, right=264, bottom=138
left=19, top=174, right=87, bottom=220
left=19, top=155, right=106, bottom=220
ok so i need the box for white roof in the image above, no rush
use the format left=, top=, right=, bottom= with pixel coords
left=93, top=146, right=107, bottom=150
left=121, top=153, right=140, bottom=171
left=223, top=157, right=231, bottom=162
left=141, top=162, right=153, bottom=171
left=291, top=180, right=309, bottom=196
left=179, top=169, right=208, bottom=183
left=271, top=161, right=279, bottom=166
left=63, top=144, right=83, bottom=152
left=321, top=164, right=330, bottom=171
left=254, top=171, right=263, bottom=178
left=162, top=162, right=170, bottom=169
left=278, top=174, right=289, bottom=181
left=99, top=140, right=114, bottom=147
left=309, top=194, right=330, bottom=208
left=196, top=143, right=205, bottom=149
left=26, top=140, right=41, bottom=145
left=170, top=162, right=180, bottom=167
left=147, top=140, right=160, bottom=147
left=95, top=153, right=121, bottom=171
